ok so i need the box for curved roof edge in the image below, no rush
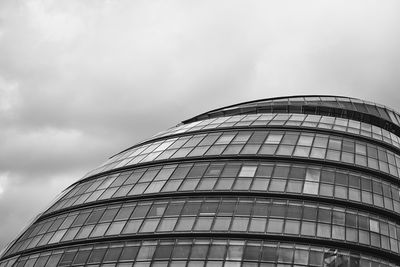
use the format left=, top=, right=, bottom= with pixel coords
left=181, top=95, right=400, bottom=138
left=182, top=95, right=400, bottom=124
left=182, top=94, right=399, bottom=124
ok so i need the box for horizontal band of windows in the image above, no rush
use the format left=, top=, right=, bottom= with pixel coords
left=9, top=197, right=400, bottom=256
left=42, top=180, right=400, bottom=225
left=85, top=130, right=400, bottom=180
left=149, top=114, right=400, bottom=151
left=39, top=191, right=400, bottom=229
left=183, top=102, right=400, bottom=137
left=183, top=96, right=400, bottom=127
left=3, top=234, right=400, bottom=265
left=110, top=126, right=400, bottom=170
left=116, top=126, right=400, bottom=169
left=81, top=156, right=400, bottom=191
left=2, top=238, right=397, bottom=267
left=45, top=158, right=400, bottom=217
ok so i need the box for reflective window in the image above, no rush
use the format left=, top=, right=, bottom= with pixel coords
left=153, top=113, right=400, bottom=150
left=8, top=197, right=400, bottom=255
left=2, top=238, right=398, bottom=267
left=46, top=161, right=400, bottom=216
left=85, top=129, right=400, bottom=180
left=182, top=96, right=400, bottom=129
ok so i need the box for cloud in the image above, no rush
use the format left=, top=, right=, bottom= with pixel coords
left=1, top=0, right=400, bottom=250
left=0, top=171, right=77, bottom=251
left=0, top=173, right=8, bottom=195
left=0, top=77, right=19, bottom=113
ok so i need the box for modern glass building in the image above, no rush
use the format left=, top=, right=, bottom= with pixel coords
left=1, top=95, right=400, bottom=266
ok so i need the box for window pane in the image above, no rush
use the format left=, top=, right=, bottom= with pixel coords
left=87, top=248, right=107, bottom=264
left=140, top=219, right=160, bottom=233
left=154, top=244, right=174, bottom=260
left=267, top=219, right=284, bottom=233
left=213, top=217, right=231, bottom=231
left=239, top=166, right=257, bottom=177
left=137, top=245, right=156, bottom=260
left=172, top=245, right=191, bottom=259
left=284, top=220, right=300, bottom=235
left=73, top=250, right=91, bottom=265
left=105, top=221, right=126, bottom=235
left=194, top=217, right=213, bottom=231
left=157, top=218, right=178, bottom=232
left=226, top=245, right=243, bottom=260
left=230, top=217, right=249, bottom=232
left=190, top=245, right=209, bottom=259
left=249, top=218, right=266, bottom=232
left=175, top=217, right=196, bottom=231
left=120, top=246, right=139, bottom=261
left=208, top=245, right=226, bottom=259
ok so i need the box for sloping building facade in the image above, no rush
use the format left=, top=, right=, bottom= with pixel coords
left=1, top=95, right=400, bottom=266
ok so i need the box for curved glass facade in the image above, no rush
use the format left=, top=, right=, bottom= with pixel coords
left=1, top=95, right=400, bottom=267
left=183, top=96, right=400, bottom=135
left=153, top=114, right=400, bottom=148
left=8, top=197, right=400, bottom=254
left=86, top=129, right=400, bottom=179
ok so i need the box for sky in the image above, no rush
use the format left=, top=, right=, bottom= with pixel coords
left=1, top=0, right=400, bottom=250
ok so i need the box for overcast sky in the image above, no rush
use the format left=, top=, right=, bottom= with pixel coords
left=1, top=0, right=400, bottom=250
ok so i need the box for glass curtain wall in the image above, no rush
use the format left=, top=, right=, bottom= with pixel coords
left=1, top=96, right=400, bottom=267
